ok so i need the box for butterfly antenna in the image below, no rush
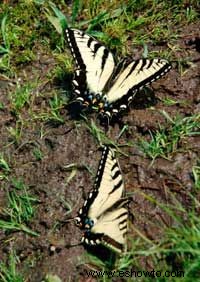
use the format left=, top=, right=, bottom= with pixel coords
left=60, top=217, right=75, bottom=224
left=65, top=242, right=82, bottom=249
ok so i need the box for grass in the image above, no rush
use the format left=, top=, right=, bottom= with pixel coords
left=0, top=251, right=23, bottom=282
left=84, top=118, right=116, bottom=147
left=84, top=177, right=200, bottom=281
left=8, top=77, right=67, bottom=128
left=9, top=82, right=33, bottom=116
left=7, top=120, right=23, bottom=145
left=0, top=15, right=10, bottom=55
left=0, top=1, right=199, bottom=74
left=0, top=178, right=38, bottom=236
left=0, top=0, right=200, bottom=281
left=0, top=4, right=39, bottom=75
left=161, top=97, right=188, bottom=107
left=44, top=0, right=200, bottom=60
left=138, top=111, right=200, bottom=161
left=0, top=14, right=11, bottom=72
left=32, top=147, right=44, bottom=161
left=83, top=118, right=133, bottom=156
left=193, top=164, right=200, bottom=190
left=80, top=112, right=200, bottom=280
left=31, top=93, right=66, bottom=124
left=48, top=92, right=65, bottom=123
left=127, top=190, right=200, bottom=281
left=0, top=153, right=10, bottom=180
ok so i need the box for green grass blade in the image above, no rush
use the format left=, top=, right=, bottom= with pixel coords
left=71, top=0, right=81, bottom=25
left=0, top=220, right=38, bottom=236
left=0, top=15, right=10, bottom=54
left=86, top=8, right=123, bottom=32
left=45, top=2, right=68, bottom=34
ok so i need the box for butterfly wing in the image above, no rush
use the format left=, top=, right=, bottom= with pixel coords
left=88, top=146, right=124, bottom=220
left=76, top=146, right=129, bottom=253
left=105, top=58, right=171, bottom=110
left=66, top=29, right=115, bottom=98
left=76, top=146, right=124, bottom=226
left=66, top=29, right=171, bottom=118
left=88, top=199, right=129, bottom=253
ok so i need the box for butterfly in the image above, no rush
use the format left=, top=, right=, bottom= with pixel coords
left=66, top=28, right=171, bottom=122
left=75, top=146, right=130, bottom=253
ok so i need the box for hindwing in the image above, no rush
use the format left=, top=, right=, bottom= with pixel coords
left=76, top=146, right=129, bottom=253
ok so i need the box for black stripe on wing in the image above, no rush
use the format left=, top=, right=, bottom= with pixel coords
left=76, top=146, right=110, bottom=224
left=112, top=169, right=121, bottom=180
left=66, top=29, right=114, bottom=100
left=101, top=234, right=124, bottom=253
left=82, top=231, right=124, bottom=254
left=82, top=234, right=124, bottom=253
left=101, top=49, right=110, bottom=73
left=128, top=59, right=171, bottom=90
left=82, top=199, right=129, bottom=253
left=108, top=59, right=171, bottom=112
left=66, top=29, right=85, bottom=68
left=109, top=161, right=123, bottom=194
left=109, top=179, right=123, bottom=195
left=85, top=35, right=113, bottom=77
left=66, top=29, right=87, bottom=96
left=93, top=146, right=112, bottom=189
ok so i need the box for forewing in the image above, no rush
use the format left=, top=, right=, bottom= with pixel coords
left=66, top=28, right=115, bottom=95
left=77, top=146, right=124, bottom=223
left=88, top=147, right=124, bottom=220
left=106, top=58, right=171, bottom=103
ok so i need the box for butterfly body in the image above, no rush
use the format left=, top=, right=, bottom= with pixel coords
left=75, top=146, right=129, bottom=253
left=66, top=28, right=171, bottom=121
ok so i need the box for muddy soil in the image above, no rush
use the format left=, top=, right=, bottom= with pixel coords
left=0, top=23, right=200, bottom=281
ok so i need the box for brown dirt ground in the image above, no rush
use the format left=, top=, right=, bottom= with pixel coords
left=0, top=23, right=200, bottom=281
